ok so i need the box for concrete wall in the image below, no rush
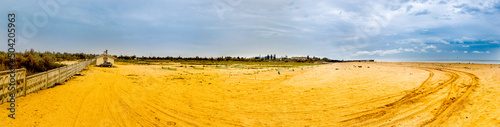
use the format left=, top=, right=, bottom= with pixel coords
left=0, top=59, right=95, bottom=104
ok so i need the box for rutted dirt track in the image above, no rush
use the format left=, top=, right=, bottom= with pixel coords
left=340, top=68, right=479, bottom=126
left=1, top=62, right=499, bottom=126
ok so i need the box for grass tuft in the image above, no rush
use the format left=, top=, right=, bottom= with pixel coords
left=162, top=67, right=177, bottom=71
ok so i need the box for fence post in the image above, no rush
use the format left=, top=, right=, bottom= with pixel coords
left=60, top=66, right=64, bottom=83
left=45, top=73, right=49, bottom=89
left=58, top=68, right=61, bottom=84
left=23, top=69, right=26, bottom=96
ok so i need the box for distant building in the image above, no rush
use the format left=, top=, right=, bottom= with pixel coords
left=96, top=50, right=116, bottom=67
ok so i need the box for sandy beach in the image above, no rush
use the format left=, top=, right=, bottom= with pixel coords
left=1, top=62, right=499, bottom=126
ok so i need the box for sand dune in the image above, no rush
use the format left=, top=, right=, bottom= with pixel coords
left=1, top=62, right=499, bottom=126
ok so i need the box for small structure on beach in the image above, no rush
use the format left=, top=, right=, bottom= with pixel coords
left=95, top=50, right=116, bottom=67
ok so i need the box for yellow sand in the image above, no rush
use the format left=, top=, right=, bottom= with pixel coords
left=1, top=62, right=499, bottom=126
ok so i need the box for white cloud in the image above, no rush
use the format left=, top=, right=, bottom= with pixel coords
left=491, top=41, right=500, bottom=44
left=462, top=45, right=470, bottom=47
left=473, top=51, right=485, bottom=53
left=452, top=50, right=458, bottom=53
left=421, top=45, right=437, bottom=52
left=464, top=51, right=468, bottom=53
left=452, top=1, right=500, bottom=14
left=396, top=38, right=424, bottom=44
left=352, top=47, right=417, bottom=56
left=435, top=39, right=450, bottom=44
left=473, top=51, right=491, bottom=54
left=396, top=38, right=451, bottom=45
left=454, top=37, right=478, bottom=43
left=424, top=45, right=437, bottom=49
left=352, top=49, right=401, bottom=56
left=354, top=44, right=441, bottom=56
left=403, top=48, right=415, bottom=52
left=414, top=9, right=431, bottom=16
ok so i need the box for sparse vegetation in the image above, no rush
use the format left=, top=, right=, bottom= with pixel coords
left=0, top=49, right=96, bottom=75
left=115, top=54, right=375, bottom=67
left=232, top=66, right=245, bottom=69
left=193, top=67, right=204, bottom=70
left=162, top=67, right=177, bottom=71
left=215, top=66, right=227, bottom=69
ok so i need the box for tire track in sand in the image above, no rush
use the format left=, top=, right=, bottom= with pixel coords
left=339, top=68, right=479, bottom=126
left=72, top=83, right=101, bottom=126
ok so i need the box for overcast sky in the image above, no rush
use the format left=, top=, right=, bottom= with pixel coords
left=1, top=0, right=499, bottom=60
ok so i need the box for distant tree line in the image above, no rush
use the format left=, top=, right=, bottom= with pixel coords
left=0, top=49, right=96, bottom=75
left=115, top=54, right=336, bottom=63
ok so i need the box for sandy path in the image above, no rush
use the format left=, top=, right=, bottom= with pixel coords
left=0, top=62, right=499, bottom=126
left=339, top=68, right=479, bottom=126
